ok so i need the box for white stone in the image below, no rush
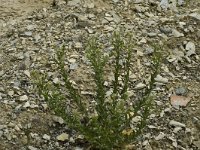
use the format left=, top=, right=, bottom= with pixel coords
left=185, top=41, right=195, bottom=56
left=189, top=13, right=200, bottom=21
left=155, top=132, right=165, bottom=140
left=43, top=134, right=51, bottom=140
left=19, top=95, right=28, bottom=101
left=68, top=58, right=76, bottom=63
left=68, top=0, right=81, bottom=6
left=53, top=116, right=64, bottom=124
left=155, top=75, right=168, bottom=83
left=135, top=82, right=146, bottom=89
left=131, top=116, right=141, bottom=123
left=172, top=29, right=184, bottom=37
left=53, top=78, right=59, bottom=84
left=23, top=101, right=30, bottom=108
left=56, top=133, right=69, bottom=141
left=160, top=0, right=169, bottom=10
left=24, top=70, right=31, bottom=78
left=28, top=146, right=38, bottom=150
left=74, top=42, right=82, bottom=48
left=186, top=42, right=195, bottom=51
left=169, top=120, right=186, bottom=128
left=8, top=90, right=14, bottom=96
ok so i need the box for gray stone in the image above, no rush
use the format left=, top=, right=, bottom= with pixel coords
left=160, top=26, right=172, bottom=34
left=24, top=31, right=32, bottom=37
left=68, top=0, right=81, bottom=6
left=155, top=75, right=168, bottom=84
left=160, top=0, right=169, bottom=10
left=147, top=32, right=157, bottom=37
left=175, top=87, right=187, bottom=96
left=70, top=63, right=78, bottom=70
left=178, top=0, right=184, bottom=6
left=185, top=41, right=196, bottom=56
left=145, top=47, right=154, bottom=55
left=53, top=116, right=64, bottom=124
left=172, top=29, right=184, bottom=37
left=189, top=13, right=200, bottom=21
left=27, top=25, right=35, bottom=30
left=19, top=95, right=28, bottom=101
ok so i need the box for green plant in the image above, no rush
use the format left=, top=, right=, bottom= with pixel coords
left=32, top=31, right=161, bottom=149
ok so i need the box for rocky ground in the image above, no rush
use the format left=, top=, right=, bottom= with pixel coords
left=0, top=0, right=200, bottom=150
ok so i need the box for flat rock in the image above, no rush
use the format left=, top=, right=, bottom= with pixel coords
left=135, top=82, right=146, bottom=89
left=155, top=75, right=168, bottom=84
left=43, top=134, right=51, bottom=140
left=172, top=29, right=184, bottom=37
left=56, top=133, right=69, bottom=141
left=189, top=13, right=200, bottom=21
left=28, top=146, right=38, bottom=150
left=175, top=87, right=187, bottom=96
left=169, top=120, right=186, bottom=128
left=19, top=95, right=28, bottom=101
left=185, top=41, right=196, bottom=56
left=68, top=0, right=81, bottom=6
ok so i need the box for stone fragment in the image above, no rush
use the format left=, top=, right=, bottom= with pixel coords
left=173, top=127, right=182, bottom=133
left=28, top=146, right=38, bottom=150
left=23, top=101, right=30, bottom=108
left=147, top=32, right=157, bottom=37
left=175, top=87, right=187, bottom=96
left=133, top=0, right=144, bottom=4
left=185, top=41, right=196, bottom=57
left=160, top=26, right=172, bottom=34
left=56, top=133, right=69, bottom=141
left=189, top=13, right=200, bottom=21
left=155, top=75, right=168, bottom=83
left=159, top=0, right=169, bottom=10
left=178, top=0, right=184, bottom=6
left=170, top=95, right=191, bottom=108
left=68, top=0, right=81, bottom=6
left=24, top=70, right=31, bottom=78
left=68, top=58, right=76, bottom=63
left=53, top=78, right=59, bottom=84
left=70, top=63, right=78, bottom=70
left=34, top=34, right=41, bottom=43
left=134, top=83, right=146, bottom=89
left=43, top=134, right=51, bottom=140
left=74, top=42, right=82, bottom=48
left=110, top=11, right=121, bottom=23
left=172, top=29, right=184, bottom=37
left=24, top=31, right=32, bottom=37
left=8, top=90, right=14, bottom=96
left=144, top=47, right=154, bottom=55
left=19, top=95, right=28, bottom=101
left=53, top=116, right=64, bottom=124
left=75, top=147, right=83, bottom=150
left=169, top=120, right=186, bottom=128
left=27, top=25, right=35, bottom=30
left=155, top=132, right=165, bottom=140
left=41, top=104, right=48, bottom=110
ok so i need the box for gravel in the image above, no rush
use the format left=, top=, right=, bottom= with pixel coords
left=0, top=0, right=199, bottom=149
